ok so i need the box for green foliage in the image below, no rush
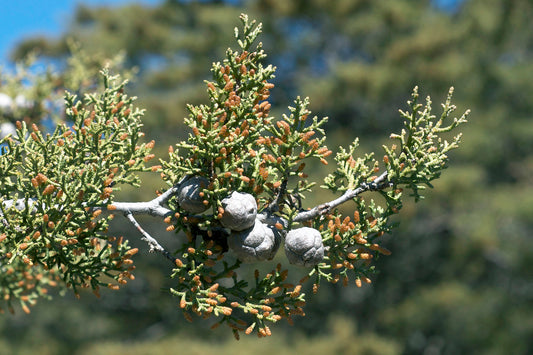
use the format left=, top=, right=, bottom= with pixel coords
left=313, top=87, right=467, bottom=298
left=154, top=14, right=466, bottom=337
left=0, top=54, right=57, bottom=128
left=0, top=68, right=154, bottom=312
left=386, top=87, right=468, bottom=200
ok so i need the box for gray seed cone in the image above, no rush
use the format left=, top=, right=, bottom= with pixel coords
left=228, top=219, right=281, bottom=262
left=284, top=227, right=324, bottom=267
left=220, top=191, right=257, bottom=231
left=177, top=176, right=210, bottom=213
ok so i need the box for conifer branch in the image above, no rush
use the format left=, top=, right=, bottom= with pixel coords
left=0, top=14, right=467, bottom=337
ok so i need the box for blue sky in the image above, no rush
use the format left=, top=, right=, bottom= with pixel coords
left=0, top=0, right=162, bottom=63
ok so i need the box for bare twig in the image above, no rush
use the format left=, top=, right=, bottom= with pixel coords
left=293, top=171, right=390, bottom=223
left=124, top=211, right=176, bottom=264
left=0, top=185, right=179, bottom=218
left=109, top=189, right=175, bottom=217
left=107, top=183, right=182, bottom=217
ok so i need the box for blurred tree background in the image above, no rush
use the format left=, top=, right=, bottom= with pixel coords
left=2, top=0, right=533, bottom=354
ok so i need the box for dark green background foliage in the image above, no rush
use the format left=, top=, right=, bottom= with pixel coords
left=1, top=0, right=532, bottom=354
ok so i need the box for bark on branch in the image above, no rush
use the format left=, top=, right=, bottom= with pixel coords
left=293, top=171, right=390, bottom=222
